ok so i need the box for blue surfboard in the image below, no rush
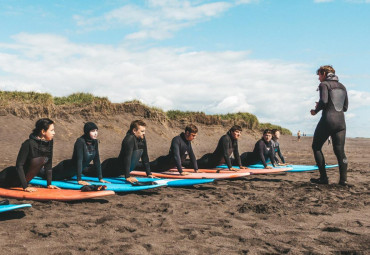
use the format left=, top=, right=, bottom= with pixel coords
left=0, top=204, right=32, bottom=213
left=30, top=177, right=166, bottom=192
left=75, top=176, right=214, bottom=187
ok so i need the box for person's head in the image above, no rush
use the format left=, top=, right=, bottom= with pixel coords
left=316, top=65, right=335, bottom=82
left=229, top=125, right=242, bottom=140
left=32, top=118, right=55, bottom=141
left=262, top=129, right=272, bottom=142
left=130, top=120, right=146, bottom=139
left=272, top=129, right=280, bottom=140
left=184, top=124, right=198, bottom=141
left=84, top=122, right=98, bottom=140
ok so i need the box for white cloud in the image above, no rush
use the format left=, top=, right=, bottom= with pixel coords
left=314, top=0, right=334, bottom=3
left=73, top=0, right=252, bottom=40
left=0, top=33, right=368, bottom=137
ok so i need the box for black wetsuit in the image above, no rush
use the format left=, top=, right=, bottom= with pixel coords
left=241, top=139, right=275, bottom=168
left=0, top=134, right=53, bottom=189
left=272, top=139, right=285, bottom=164
left=197, top=132, right=242, bottom=169
left=149, top=133, right=198, bottom=173
left=86, top=131, right=151, bottom=178
left=312, top=74, right=348, bottom=182
left=44, top=135, right=102, bottom=181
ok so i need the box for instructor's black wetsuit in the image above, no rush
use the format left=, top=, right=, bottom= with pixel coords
left=197, top=131, right=242, bottom=169
left=312, top=74, right=348, bottom=182
left=86, top=131, right=151, bottom=178
left=272, top=139, right=285, bottom=164
left=149, top=133, right=198, bottom=173
left=0, top=134, right=53, bottom=189
left=241, top=139, right=275, bottom=168
left=43, top=135, right=102, bottom=182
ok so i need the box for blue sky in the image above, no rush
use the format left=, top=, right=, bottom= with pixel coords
left=1, top=0, right=370, bottom=137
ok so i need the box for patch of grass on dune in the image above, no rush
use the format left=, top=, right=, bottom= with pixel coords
left=0, top=91, right=54, bottom=105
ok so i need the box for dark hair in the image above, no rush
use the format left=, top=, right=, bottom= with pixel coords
left=316, top=65, right=335, bottom=76
left=263, top=129, right=272, bottom=135
left=185, top=124, right=198, bottom=134
left=272, top=129, right=280, bottom=135
left=32, top=118, right=54, bottom=136
left=229, top=125, right=242, bottom=133
left=130, top=120, right=146, bottom=132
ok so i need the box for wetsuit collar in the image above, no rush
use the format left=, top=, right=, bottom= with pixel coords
left=29, top=134, right=52, bottom=145
left=127, top=130, right=144, bottom=142
left=326, top=73, right=339, bottom=81
left=227, top=131, right=236, bottom=141
left=82, top=134, right=96, bottom=144
left=180, top=132, right=189, bottom=143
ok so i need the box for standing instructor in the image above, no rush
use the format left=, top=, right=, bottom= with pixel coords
left=310, top=65, right=349, bottom=186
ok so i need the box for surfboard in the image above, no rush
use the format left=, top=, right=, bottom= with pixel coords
left=0, top=204, right=32, bottom=213
left=0, top=187, right=115, bottom=201
left=214, top=165, right=291, bottom=174
left=29, top=177, right=166, bottom=192
left=245, top=164, right=338, bottom=172
left=76, top=176, right=215, bottom=187
left=130, top=170, right=250, bottom=179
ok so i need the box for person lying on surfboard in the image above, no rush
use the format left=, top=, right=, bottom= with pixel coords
left=144, top=124, right=199, bottom=175
left=0, top=118, right=59, bottom=192
left=271, top=129, right=288, bottom=166
left=197, top=125, right=247, bottom=171
left=240, top=129, right=276, bottom=169
left=84, top=120, right=153, bottom=184
left=40, top=122, right=109, bottom=186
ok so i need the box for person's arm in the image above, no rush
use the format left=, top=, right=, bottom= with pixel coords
left=15, top=141, right=30, bottom=189
left=315, top=83, right=328, bottom=113
left=141, top=139, right=152, bottom=176
left=221, top=136, right=233, bottom=169
left=188, top=143, right=198, bottom=171
left=343, top=88, right=349, bottom=112
left=268, top=144, right=276, bottom=167
left=172, top=138, right=183, bottom=174
left=233, top=141, right=242, bottom=167
left=74, top=139, right=85, bottom=182
left=120, top=136, right=135, bottom=178
left=93, top=141, right=103, bottom=180
left=257, top=141, right=269, bottom=168
left=45, top=142, right=53, bottom=187
left=276, top=145, right=285, bottom=164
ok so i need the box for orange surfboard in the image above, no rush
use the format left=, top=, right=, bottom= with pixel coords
left=168, top=167, right=290, bottom=174
left=0, top=187, right=115, bottom=201
left=130, top=170, right=250, bottom=179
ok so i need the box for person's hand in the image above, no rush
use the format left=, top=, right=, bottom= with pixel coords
left=78, top=180, right=91, bottom=186
left=265, top=166, right=273, bottom=169
left=47, top=185, right=60, bottom=189
left=194, top=169, right=198, bottom=173
left=99, top=179, right=110, bottom=183
left=180, top=172, right=190, bottom=176
left=239, top=166, right=248, bottom=169
left=126, top=177, right=138, bottom=183
left=229, top=167, right=240, bottom=172
left=24, top=187, right=37, bottom=192
left=310, top=109, right=316, bottom=116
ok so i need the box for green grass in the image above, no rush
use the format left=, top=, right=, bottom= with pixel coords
left=54, top=93, right=109, bottom=106
left=0, top=91, right=53, bottom=105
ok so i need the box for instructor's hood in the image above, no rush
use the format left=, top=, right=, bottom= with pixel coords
left=325, top=73, right=339, bottom=81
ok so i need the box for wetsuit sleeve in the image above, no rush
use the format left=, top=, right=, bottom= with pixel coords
left=258, top=141, right=269, bottom=168
left=315, top=83, right=328, bottom=113
left=233, top=141, right=242, bottom=167
left=188, top=143, right=198, bottom=171
left=276, top=145, right=285, bottom=163
left=120, top=136, right=135, bottom=178
left=93, top=142, right=103, bottom=180
left=141, top=139, right=152, bottom=176
left=45, top=143, right=53, bottom=186
left=15, top=141, right=30, bottom=189
left=221, top=136, right=233, bottom=169
left=343, top=89, right=348, bottom=112
left=172, top=138, right=183, bottom=174
left=74, top=139, right=85, bottom=181
left=268, top=147, right=276, bottom=167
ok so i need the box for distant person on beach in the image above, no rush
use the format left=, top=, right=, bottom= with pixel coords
left=146, top=124, right=199, bottom=175
left=197, top=125, right=247, bottom=171
left=297, top=130, right=301, bottom=141
left=310, top=65, right=348, bottom=186
left=42, top=122, right=109, bottom=185
left=240, top=129, right=276, bottom=169
left=328, top=136, right=331, bottom=145
left=84, top=120, right=153, bottom=184
left=0, top=118, right=59, bottom=192
left=271, top=129, right=287, bottom=165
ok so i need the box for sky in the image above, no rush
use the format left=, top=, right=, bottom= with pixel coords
left=1, top=0, right=370, bottom=137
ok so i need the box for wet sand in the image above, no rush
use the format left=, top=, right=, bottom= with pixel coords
left=0, top=115, right=369, bottom=254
